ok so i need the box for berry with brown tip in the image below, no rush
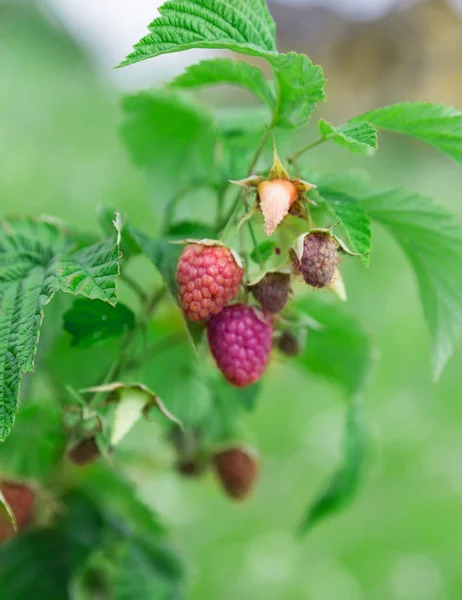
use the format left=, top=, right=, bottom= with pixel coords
left=177, top=243, right=244, bottom=322
left=0, top=481, right=35, bottom=542
left=207, top=304, right=273, bottom=388
left=213, top=447, right=259, bottom=500
left=297, top=232, right=338, bottom=288
left=250, top=272, right=291, bottom=314
left=258, top=179, right=298, bottom=236
left=67, top=437, right=100, bottom=466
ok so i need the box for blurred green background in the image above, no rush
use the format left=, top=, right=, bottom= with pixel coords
left=1, top=1, right=462, bottom=599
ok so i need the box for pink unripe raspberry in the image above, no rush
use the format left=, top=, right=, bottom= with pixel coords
left=257, top=179, right=298, bottom=236
left=177, top=243, right=244, bottom=322
left=295, top=232, right=338, bottom=288
left=207, top=304, right=273, bottom=387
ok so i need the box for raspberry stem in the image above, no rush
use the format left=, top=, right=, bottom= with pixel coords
left=287, top=137, right=325, bottom=163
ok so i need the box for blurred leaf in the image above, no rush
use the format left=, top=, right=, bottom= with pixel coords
left=0, top=216, right=121, bottom=441
left=120, top=90, right=219, bottom=214
left=363, top=187, right=462, bottom=379
left=119, top=0, right=276, bottom=68
left=215, top=106, right=270, bottom=136
left=353, top=102, right=462, bottom=165
left=0, top=489, right=16, bottom=531
left=0, top=401, right=66, bottom=480
left=81, top=382, right=183, bottom=446
left=83, top=466, right=166, bottom=538
left=300, top=401, right=367, bottom=534
left=0, top=492, right=105, bottom=599
left=295, top=296, right=373, bottom=398
left=167, top=221, right=215, bottom=239
left=311, top=188, right=372, bottom=265
left=270, top=53, right=326, bottom=128
left=250, top=241, right=276, bottom=264
left=318, top=119, right=378, bottom=154
left=114, top=536, right=185, bottom=600
left=128, top=225, right=205, bottom=353
left=171, top=58, right=275, bottom=107
left=63, top=299, right=135, bottom=348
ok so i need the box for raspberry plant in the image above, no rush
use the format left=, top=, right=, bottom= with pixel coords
left=1, top=0, right=462, bottom=595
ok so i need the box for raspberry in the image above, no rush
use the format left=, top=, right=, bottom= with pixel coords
left=250, top=272, right=291, bottom=314
left=258, top=179, right=298, bottom=236
left=0, top=481, right=35, bottom=542
left=67, top=437, right=100, bottom=466
left=177, top=243, right=244, bottom=322
left=277, top=331, right=302, bottom=356
left=213, top=446, right=259, bottom=500
left=297, top=232, right=338, bottom=288
left=207, top=305, right=273, bottom=387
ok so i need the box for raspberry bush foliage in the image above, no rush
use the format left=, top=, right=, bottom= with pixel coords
left=2, top=0, right=462, bottom=595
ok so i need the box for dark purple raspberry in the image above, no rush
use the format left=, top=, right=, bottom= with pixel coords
left=207, top=305, right=273, bottom=388
left=177, top=244, right=244, bottom=322
left=0, top=481, right=35, bottom=542
left=250, top=272, right=291, bottom=314
left=298, top=232, right=338, bottom=288
left=67, top=437, right=100, bottom=466
left=277, top=331, right=302, bottom=356
left=213, top=446, right=259, bottom=500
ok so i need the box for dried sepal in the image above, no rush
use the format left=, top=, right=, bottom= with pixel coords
left=170, top=238, right=244, bottom=269
left=327, top=268, right=347, bottom=302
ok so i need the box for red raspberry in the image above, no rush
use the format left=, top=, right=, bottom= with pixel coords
left=0, top=480, right=35, bottom=542
left=295, top=232, right=338, bottom=288
left=177, top=244, right=244, bottom=322
left=207, top=304, right=273, bottom=387
left=249, top=272, right=291, bottom=314
left=213, top=446, right=259, bottom=500
left=67, top=437, right=100, bottom=466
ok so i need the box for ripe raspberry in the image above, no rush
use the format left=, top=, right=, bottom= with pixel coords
left=0, top=481, right=35, bottom=542
left=249, top=272, right=291, bottom=314
left=67, top=437, right=100, bottom=466
left=296, top=232, right=338, bottom=288
left=177, top=243, right=244, bottom=322
left=258, top=179, right=298, bottom=236
left=207, top=305, right=273, bottom=387
left=213, top=446, right=259, bottom=501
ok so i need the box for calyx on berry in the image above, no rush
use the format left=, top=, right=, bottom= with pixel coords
left=231, top=148, right=316, bottom=236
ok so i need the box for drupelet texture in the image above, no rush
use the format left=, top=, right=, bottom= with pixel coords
left=298, top=232, right=338, bottom=288
left=207, top=304, right=273, bottom=387
left=177, top=244, right=244, bottom=321
left=213, top=447, right=259, bottom=500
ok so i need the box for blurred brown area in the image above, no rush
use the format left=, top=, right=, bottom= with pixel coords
left=269, top=0, right=462, bottom=120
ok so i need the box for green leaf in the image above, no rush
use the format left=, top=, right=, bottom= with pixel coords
left=171, top=58, right=275, bottom=108
left=0, top=401, right=66, bottom=479
left=363, top=187, right=462, bottom=379
left=352, top=102, right=462, bottom=165
left=250, top=240, right=276, bottom=264
left=114, top=536, right=185, bottom=600
left=167, top=221, right=215, bottom=239
left=128, top=226, right=205, bottom=353
left=81, top=382, right=183, bottom=446
left=270, top=53, right=326, bottom=128
left=0, top=492, right=105, bottom=599
left=0, top=216, right=121, bottom=441
left=295, top=295, right=373, bottom=398
left=318, top=119, right=378, bottom=154
left=119, top=0, right=277, bottom=68
left=121, top=90, right=218, bottom=214
left=300, top=401, right=367, bottom=534
left=97, top=206, right=141, bottom=260
left=312, top=187, right=372, bottom=265
left=63, top=299, right=135, bottom=348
